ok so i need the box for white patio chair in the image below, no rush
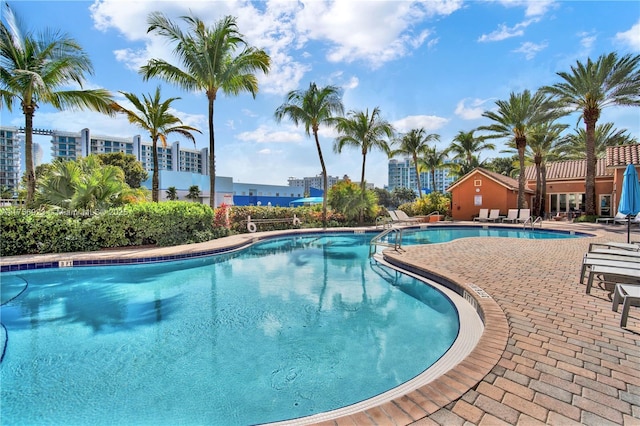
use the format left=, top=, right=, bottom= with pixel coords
left=473, top=209, right=489, bottom=222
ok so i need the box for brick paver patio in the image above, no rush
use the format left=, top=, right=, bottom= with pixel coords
left=2, top=221, right=639, bottom=425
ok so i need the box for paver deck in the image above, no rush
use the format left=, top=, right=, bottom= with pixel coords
left=1, top=221, right=639, bottom=425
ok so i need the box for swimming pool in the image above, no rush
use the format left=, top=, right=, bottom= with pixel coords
left=0, top=233, right=461, bottom=425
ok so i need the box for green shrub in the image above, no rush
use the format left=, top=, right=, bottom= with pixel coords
left=0, top=201, right=228, bottom=256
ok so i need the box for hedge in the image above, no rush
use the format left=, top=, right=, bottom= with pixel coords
left=0, top=202, right=229, bottom=257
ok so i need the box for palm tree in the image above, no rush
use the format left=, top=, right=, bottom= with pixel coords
left=186, top=185, right=201, bottom=203
left=478, top=90, right=557, bottom=209
left=392, top=128, right=439, bottom=197
left=503, top=122, right=568, bottom=217
left=141, top=13, right=271, bottom=209
left=558, top=122, right=638, bottom=160
left=448, top=130, right=495, bottom=169
left=274, top=82, right=344, bottom=226
left=111, top=87, right=201, bottom=202
left=166, top=186, right=178, bottom=200
left=36, top=156, right=128, bottom=211
left=541, top=52, right=640, bottom=215
left=333, top=107, right=394, bottom=223
left=418, top=146, right=450, bottom=193
left=0, top=3, right=114, bottom=205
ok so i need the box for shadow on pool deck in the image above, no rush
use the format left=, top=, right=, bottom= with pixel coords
left=1, top=221, right=639, bottom=425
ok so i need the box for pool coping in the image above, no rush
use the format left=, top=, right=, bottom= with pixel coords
left=0, top=223, right=586, bottom=425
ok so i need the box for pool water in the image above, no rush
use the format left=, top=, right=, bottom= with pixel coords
left=0, top=234, right=459, bottom=425
left=395, top=226, right=582, bottom=246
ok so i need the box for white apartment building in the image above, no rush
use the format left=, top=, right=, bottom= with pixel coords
left=387, top=158, right=457, bottom=194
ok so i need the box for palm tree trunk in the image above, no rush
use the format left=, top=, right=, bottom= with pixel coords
left=359, top=152, right=366, bottom=224
left=23, top=106, right=36, bottom=206
left=413, top=154, right=422, bottom=198
left=208, top=96, right=216, bottom=209
left=584, top=115, right=597, bottom=216
left=541, top=163, right=548, bottom=217
left=534, top=160, right=542, bottom=216
left=313, top=130, right=328, bottom=227
left=152, top=137, right=159, bottom=202
left=517, top=138, right=526, bottom=209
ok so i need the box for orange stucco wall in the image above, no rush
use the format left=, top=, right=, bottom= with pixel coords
left=450, top=171, right=524, bottom=221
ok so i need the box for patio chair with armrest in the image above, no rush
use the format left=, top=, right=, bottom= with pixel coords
left=585, top=264, right=640, bottom=294
left=394, top=209, right=422, bottom=224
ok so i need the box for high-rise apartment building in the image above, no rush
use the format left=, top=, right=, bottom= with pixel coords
left=387, top=158, right=457, bottom=193
left=0, top=126, right=210, bottom=194
left=287, top=173, right=342, bottom=195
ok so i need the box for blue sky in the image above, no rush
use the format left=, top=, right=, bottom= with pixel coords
left=4, top=0, right=640, bottom=188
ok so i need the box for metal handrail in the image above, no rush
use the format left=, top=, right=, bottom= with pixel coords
left=532, top=216, right=543, bottom=228
left=369, top=227, right=403, bottom=258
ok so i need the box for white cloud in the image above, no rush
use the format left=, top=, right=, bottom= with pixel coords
left=494, top=0, right=556, bottom=17
left=392, top=115, right=449, bottom=133
left=455, top=98, right=493, bottom=120
left=236, top=124, right=303, bottom=144
left=513, top=41, right=548, bottom=60
left=478, top=18, right=539, bottom=42
left=616, top=20, right=640, bottom=51
left=578, top=31, right=597, bottom=51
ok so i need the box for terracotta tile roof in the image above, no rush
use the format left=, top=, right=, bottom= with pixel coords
left=448, top=167, right=534, bottom=192
left=524, top=158, right=611, bottom=181
left=606, top=144, right=640, bottom=168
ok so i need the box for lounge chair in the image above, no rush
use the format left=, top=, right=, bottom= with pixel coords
left=486, top=209, right=501, bottom=222
left=612, top=283, right=640, bottom=327
left=613, top=212, right=636, bottom=225
left=502, top=209, right=519, bottom=223
left=580, top=256, right=640, bottom=284
left=516, top=209, right=531, bottom=223
left=589, top=248, right=640, bottom=258
left=394, top=210, right=422, bottom=224
left=589, top=242, right=640, bottom=252
left=473, top=209, right=489, bottom=222
left=585, top=264, right=640, bottom=294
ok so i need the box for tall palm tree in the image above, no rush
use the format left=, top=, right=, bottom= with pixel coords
left=333, top=107, right=394, bottom=223
left=558, top=122, right=638, bottom=160
left=448, top=130, right=495, bottom=169
left=274, top=82, right=344, bottom=227
left=111, top=86, right=201, bottom=202
left=166, top=186, right=179, bottom=200
left=392, top=128, right=440, bottom=197
left=541, top=52, right=640, bottom=215
left=0, top=3, right=114, bottom=205
left=503, top=122, right=568, bottom=217
left=479, top=90, right=557, bottom=209
left=141, top=13, right=271, bottom=208
left=418, top=146, right=450, bottom=193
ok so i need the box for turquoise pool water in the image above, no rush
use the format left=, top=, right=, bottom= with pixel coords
left=395, top=225, right=583, bottom=246
left=0, top=234, right=459, bottom=425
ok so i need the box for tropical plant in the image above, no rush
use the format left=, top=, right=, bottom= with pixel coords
left=111, top=87, right=200, bottom=202
left=485, top=156, right=519, bottom=177
left=36, top=156, right=133, bottom=211
left=502, top=122, right=568, bottom=217
left=0, top=185, right=13, bottom=199
left=373, top=188, right=394, bottom=208
left=274, top=82, right=344, bottom=226
left=391, top=187, right=417, bottom=206
left=478, top=89, right=558, bottom=209
left=141, top=13, right=270, bottom=209
left=448, top=130, right=495, bottom=169
left=186, top=185, right=201, bottom=202
left=557, top=122, right=638, bottom=160
left=0, top=3, right=115, bottom=206
left=327, top=179, right=378, bottom=223
left=95, top=152, right=149, bottom=188
left=450, top=155, right=488, bottom=180
left=333, top=106, right=394, bottom=222
left=541, top=52, right=640, bottom=215
left=392, top=128, right=440, bottom=197
left=166, top=186, right=178, bottom=200
left=418, top=146, right=449, bottom=193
